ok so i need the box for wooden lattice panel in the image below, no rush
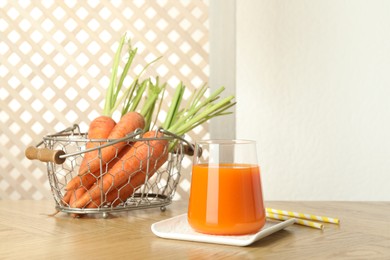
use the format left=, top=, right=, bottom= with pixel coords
left=0, top=0, right=209, bottom=200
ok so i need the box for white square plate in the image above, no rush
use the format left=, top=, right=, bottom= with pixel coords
left=151, top=213, right=295, bottom=246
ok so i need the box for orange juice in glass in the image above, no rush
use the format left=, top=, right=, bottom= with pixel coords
left=188, top=140, right=266, bottom=235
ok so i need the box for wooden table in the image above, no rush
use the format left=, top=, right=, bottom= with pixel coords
left=0, top=200, right=389, bottom=259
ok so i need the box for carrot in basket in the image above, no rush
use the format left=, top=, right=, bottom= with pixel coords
left=65, top=36, right=164, bottom=193
left=63, top=145, right=132, bottom=217
left=64, top=143, right=133, bottom=205
left=61, top=116, right=115, bottom=202
left=61, top=190, right=72, bottom=205
left=64, top=145, right=132, bottom=217
left=71, top=130, right=168, bottom=209
left=67, top=184, right=98, bottom=218
left=69, top=188, right=87, bottom=218
left=65, top=111, right=145, bottom=191
left=63, top=116, right=116, bottom=193
left=69, top=186, right=87, bottom=206
left=86, top=147, right=168, bottom=209
left=81, top=111, right=145, bottom=175
left=78, top=115, right=116, bottom=173
left=62, top=172, right=97, bottom=205
left=85, top=182, right=133, bottom=208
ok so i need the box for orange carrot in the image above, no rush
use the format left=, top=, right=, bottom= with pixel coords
left=86, top=150, right=167, bottom=209
left=71, top=131, right=168, bottom=209
left=69, top=187, right=88, bottom=216
left=65, top=111, right=145, bottom=191
left=63, top=173, right=96, bottom=204
left=85, top=183, right=132, bottom=208
left=61, top=190, right=72, bottom=205
left=63, top=116, right=115, bottom=192
left=80, top=115, right=116, bottom=171
left=66, top=185, right=93, bottom=218
left=64, top=142, right=133, bottom=203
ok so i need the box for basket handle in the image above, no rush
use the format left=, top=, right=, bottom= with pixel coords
left=25, top=146, right=66, bottom=164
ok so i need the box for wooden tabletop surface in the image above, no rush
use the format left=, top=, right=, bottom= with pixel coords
left=0, top=200, right=389, bottom=259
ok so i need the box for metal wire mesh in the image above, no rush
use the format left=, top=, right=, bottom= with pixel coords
left=38, top=125, right=189, bottom=216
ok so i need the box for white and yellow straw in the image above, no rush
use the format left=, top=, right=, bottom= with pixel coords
left=266, top=212, right=325, bottom=230
left=266, top=208, right=340, bottom=224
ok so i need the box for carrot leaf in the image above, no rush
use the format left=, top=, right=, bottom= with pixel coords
left=102, top=34, right=235, bottom=138
left=103, top=34, right=127, bottom=116
left=163, top=85, right=235, bottom=136
left=162, top=82, right=185, bottom=130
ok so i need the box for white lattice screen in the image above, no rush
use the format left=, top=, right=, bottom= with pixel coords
left=0, top=0, right=209, bottom=200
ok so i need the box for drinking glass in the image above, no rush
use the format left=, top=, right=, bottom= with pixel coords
left=187, top=140, right=266, bottom=235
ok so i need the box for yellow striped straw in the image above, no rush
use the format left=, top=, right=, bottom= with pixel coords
left=266, top=212, right=324, bottom=230
left=266, top=208, right=340, bottom=224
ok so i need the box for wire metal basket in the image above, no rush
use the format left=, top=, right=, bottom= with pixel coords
left=26, top=124, right=193, bottom=217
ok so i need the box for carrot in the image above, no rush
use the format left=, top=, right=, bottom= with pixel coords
left=67, top=143, right=133, bottom=205
left=65, top=185, right=95, bottom=218
left=63, top=172, right=97, bottom=204
left=64, top=146, right=130, bottom=217
left=65, top=111, right=145, bottom=191
left=61, top=190, right=72, bottom=205
left=76, top=115, right=115, bottom=175
left=71, top=131, right=168, bottom=209
left=86, top=147, right=168, bottom=209
left=63, top=117, right=116, bottom=193
left=64, top=145, right=131, bottom=216
left=85, top=182, right=132, bottom=208
left=69, top=187, right=88, bottom=217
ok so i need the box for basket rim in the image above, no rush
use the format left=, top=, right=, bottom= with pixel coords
left=39, top=127, right=194, bottom=159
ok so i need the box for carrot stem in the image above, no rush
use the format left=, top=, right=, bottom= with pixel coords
left=169, top=86, right=224, bottom=131
left=114, top=44, right=137, bottom=105
left=102, top=32, right=163, bottom=118
left=126, top=79, right=147, bottom=115
left=165, top=84, right=235, bottom=136
left=162, top=82, right=185, bottom=130
left=142, top=78, right=166, bottom=131
left=103, top=34, right=126, bottom=116
left=115, top=56, right=163, bottom=116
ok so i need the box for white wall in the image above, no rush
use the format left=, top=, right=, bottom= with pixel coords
left=209, top=0, right=236, bottom=139
left=234, top=1, right=390, bottom=201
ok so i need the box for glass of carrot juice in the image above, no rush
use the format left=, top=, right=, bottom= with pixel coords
left=187, top=140, right=266, bottom=235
